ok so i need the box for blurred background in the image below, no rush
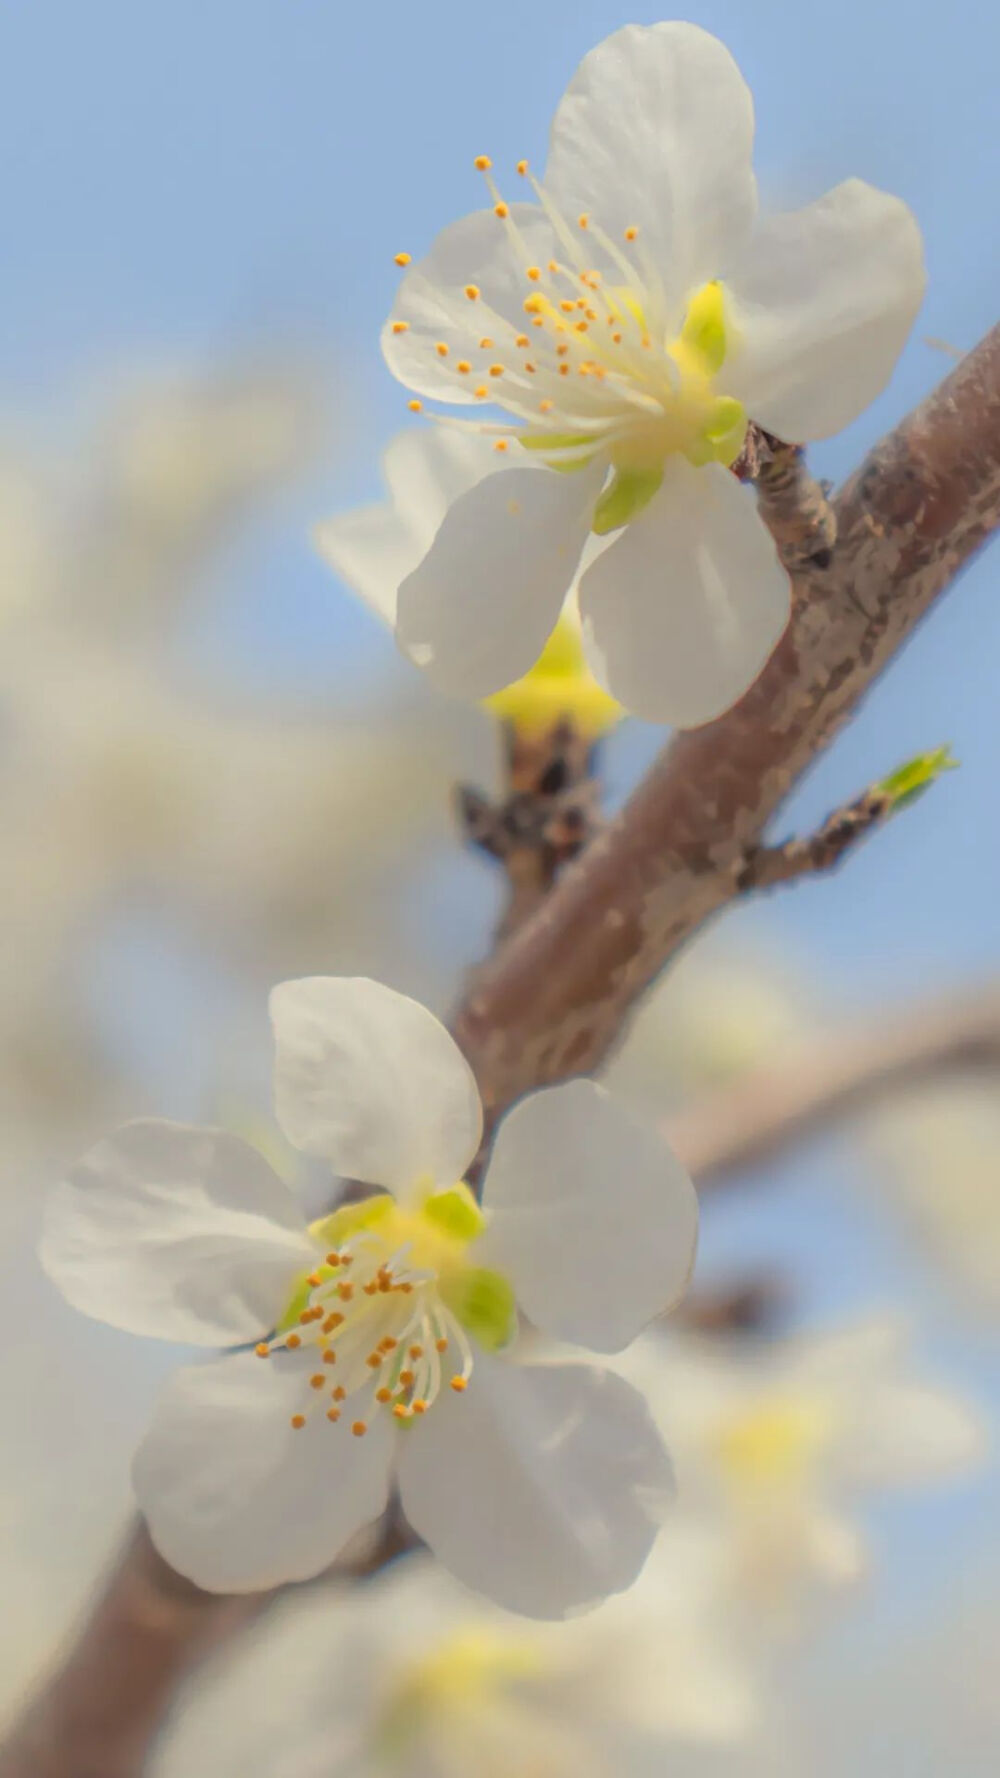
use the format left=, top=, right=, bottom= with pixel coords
left=0, top=0, right=997, bottom=1771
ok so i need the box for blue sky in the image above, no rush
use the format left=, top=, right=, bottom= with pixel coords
left=2, top=2, right=997, bottom=1721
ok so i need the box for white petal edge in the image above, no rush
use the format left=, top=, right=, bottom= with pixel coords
left=579, top=459, right=790, bottom=727
left=270, top=976, right=483, bottom=1192
left=397, top=1355, right=673, bottom=1619
left=544, top=23, right=757, bottom=320
left=314, top=429, right=501, bottom=630
left=480, top=1081, right=698, bottom=1352
left=40, top=1120, right=316, bottom=1346
left=396, top=461, right=603, bottom=700
left=725, top=177, right=926, bottom=441
left=134, top=1350, right=395, bottom=1592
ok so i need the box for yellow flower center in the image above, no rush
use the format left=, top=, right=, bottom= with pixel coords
left=257, top=1183, right=516, bottom=1434
left=714, top=1395, right=834, bottom=1488
left=375, top=1626, right=552, bottom=1765
left=483, top=608, right=623, bottom=739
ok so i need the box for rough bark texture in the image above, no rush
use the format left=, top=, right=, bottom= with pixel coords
left=3, top=326, right=999, bottom=1778
left=454, top=327, right=1000, bottom=1127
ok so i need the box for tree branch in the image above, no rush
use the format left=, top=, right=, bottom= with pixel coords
left=667, top=981, right=1000, bottom=1189
left=5, top=327, right=1000, bottom=1778
left=453, top=324, right=1000, bottom=1127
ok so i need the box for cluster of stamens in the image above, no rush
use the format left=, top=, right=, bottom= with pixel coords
left=256, top=1233, right=473, bottom=1436
left=391, top=154, right=704, bottom=469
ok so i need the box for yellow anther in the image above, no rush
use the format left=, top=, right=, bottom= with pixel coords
left=464, top=283, right=480, bottom=300
left=310, top=1374, right=325, bottom=1389
left=255, top=1343, right=269, bottom=1358
left=515, top=333, right=529, bottom=347
left=457, top=360, right=472, bottom=374
left=323, top=1350, right=337, bottom=1365
left=531, top=315, right=544, bottom=327
left=578, top=213, right=589, bottom=228
left=559, top=363, right=570, bottom=376
left=516, top=158, right=529, bottom=175
left=494, top=440, right=508, bottom=452
left=391, top=321, right=409, bottom=335
left=556, top=343, right=569, bottom=356
left=539, top=398, right=554, bottom=412
left=436, top=1337, right=449, bottom=1353
left=324, top=1252, right=342, bottom=1267
left=559, top=299, right=575, bottom=313
left=548, top=259, right=559, bottom=273
left=332, top=1385, right=346, bottom=1401
left=394, top=252, right=412, bottom=267
left=366, top=1352, right=382, bottom=1369
left=474, top=155, right=492, bottom=171
left=337, top=1282, right=354, bottom=1301
left=291, top=1413, right=306, bottom=1429
left=450, top=1377, right=468, bottom=1393
left=474, top=385, right=488, bottom=398
left=479, top=336, right=494, bottom=348
left=393, top=1403, right=412, bottom=1420
left=574, top=322, right=589, bottom=333
left=624, top=225, right=638, bottom=241
left=323, top=1313, right=344, bottom=1332
left=494, top=201, right=509, bottom=219
left=326, top=1406, right=340, bottom=1422
left=435, top=342, right=449, bottom=357
left=526, top=265, right=541, bottom=281
left=412, top=1399, right=429, bottom=1415
left=352, top=1420, right=368, bottom=1437
left=286, top=1333, right=301, bottom=1349
left=376, top=1386, right=393, bottom=1403
left=408, top=399, right=422, bottom=412
left=524, top=362, right=536, bottom=373
left=612, top=331, right=622, bottom=344
left=381, top=1336, right=398, bottom=1352
left=399, top=1369, right=415, bottom=1387
left=489, top=364, right=504, bottom=377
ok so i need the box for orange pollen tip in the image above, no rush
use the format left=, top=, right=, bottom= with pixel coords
left=474, top=155, right=492, bottom=171
left=412, top=1399, right=428, bottom=1415
left=474, top=385, right=488, bottom=398
left=436, top=1337, right=449, bottom=1352
left=435, top=342, right=449, bottom=357
left=539, top=398, right=554, bottom=412
left=255, top=1343, right=269, bottom=1358
left=624, top=226, right=638, bottom=241
left=291, top=1414, right=306, bottom=1429
left=399, top=1369, right=415, bottom=1387
left=393, top=1403, right=411, bottom=1419
left=516, top=158, right=529, bottom=175
left=337, top=1283, right=354, bottom=1301
left=559, top=364, right=570, bottom=375
left=523, top=295, right=543, bottom=314
left=494, top=440, right=508, bottom=452
left=333, top=1386, right=346, bottom=1401
left=409, top=1345, right=424, bottom=1360
left=456, top=360, right=471, bottom=374
left=548, top=259, right=560, bottom=273
left=394, top=252, right=412, bottom=267
left=556, top=343, right=569, bottom=356
left=578, top=214, right=589, bottom=229
left=450, top=1377, right=468, bottom=1393
left=401, top=1283, right=413, bottom=1294
left=515, top=333, right=529, bottom=347
left=352, top=1421, right=367, bottom=1437
left=464, top=284, right=480, bottom=300
left=408, top=399, right=422, bottom=412
left=381, top=1337, right=398, bottom=1352
left=323, top=1350, right=337, bottom=1365
left=324, top=1314, right=344, bottom=1333
left=391, top=321, right=409, bottom=335
left=489, top=365, right=504, bottom=377
left=310, top=1374, right=325, bottom=1389
left=479, top=337, right=494, bottom=349
left=574, top=322, right=589, bottom=333
left=612, top=332, right=623, bottom=344
left=494, top=202, right=509, bottom=219
left=339, top=1255, right=353, bottom=1267
left=526, top=266, right=541, bottom=281
left=366, top=1354, right=382, bottom=1369
left=524, top=362, right=536, bottom=373
left=531, top=316, right=544, bottom=327
left=326, top=1407, right=340, bottom=1422
left=298, top=1311, right=312, bottom=1325
left=286, top=1334, right=301, bottom=1349
left=559, top=300, right=575, bottom=313
left=307, top=1273, right=322, bottom=1288
left=325, top=1253, right=342, bottom=1267
left=376, top=1387, right=393, bottom=1403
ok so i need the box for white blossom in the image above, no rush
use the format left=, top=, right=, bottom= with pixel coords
left=382, top=22, right=924, bottom=725
left=41, top=976, right=697, bottom=1616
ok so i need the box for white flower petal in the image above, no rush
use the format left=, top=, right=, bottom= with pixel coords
left=725, top=178, right=925, bottom=441
left=396, top=461, right=603, bottom=700
left=837, top=1381, right=986, bottom=1489
left=315, top=429, right=500, bottom=629
left=40, top=1120, right=315, bottom=1346
left=397, top=1355, right=673, bottom=1619
left=270, top=976, right=482, bottom=1191
left=579, top=459, right=789, bottom=727
left=544, top=23, right=757, bottom=315
left=134, top=1350, right=395, bottom=1591
left=383, top=205, right=559, bottom=401
left=480, top=1081, right=697, bottom=1352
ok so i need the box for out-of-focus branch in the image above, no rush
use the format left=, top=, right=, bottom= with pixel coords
left=4, top=331, right=1000, bottom=1778
left=456, top=718, right=603, bottom=941
left=734, top=781, right=892, bottom=890
left=453, top=325, right=1000, bottom=1127
left=668, top=983, right=1000, bottom=1188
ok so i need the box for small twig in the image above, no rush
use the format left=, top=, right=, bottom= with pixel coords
left=735, top=425, right=838, bottom=572
left=734, top=784, right=891, bottom=891
left=668, top=982, right=1000, bottom=1189
left=456, top=718, right=603, bottom=940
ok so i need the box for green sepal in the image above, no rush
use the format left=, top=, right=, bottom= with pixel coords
left=439, top=1266, right=517, bottom=1351
left=592, top=464, right=664, bottom=535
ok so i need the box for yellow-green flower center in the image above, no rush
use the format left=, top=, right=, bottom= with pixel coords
left=715, top=1396, right=834, bottom=1488
left=259, top=1183, right=515, bottom=1434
